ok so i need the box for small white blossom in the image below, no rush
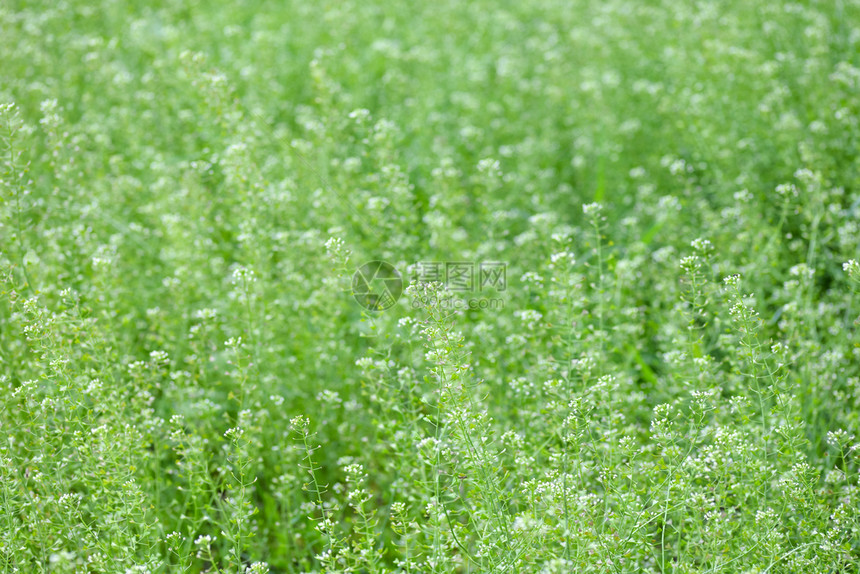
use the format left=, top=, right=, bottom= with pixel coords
left=723, top=274, right=741, bottom=287
left=691, top=238, right=713, bottom=253
left=582, top=202, right=603, bottom=217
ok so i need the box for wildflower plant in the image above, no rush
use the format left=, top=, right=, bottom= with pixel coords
left=1, top=0, right=860, bottom=572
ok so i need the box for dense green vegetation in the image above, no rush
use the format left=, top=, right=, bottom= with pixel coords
left=2, top=0, right=860, bottom=571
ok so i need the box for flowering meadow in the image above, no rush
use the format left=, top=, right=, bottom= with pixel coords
left=2, top=0, right=860, bottom=572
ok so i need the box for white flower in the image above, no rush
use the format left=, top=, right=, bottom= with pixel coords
left=826, top=429, right=854, bottom=449
left=521, top=271, right=544, bottom=284
left=550, top=251, right=575, bottom=266
left=679, top=255, right=702, bottom=271
left=515, top=309, right=543, bottom=330
left=775, top=183, right=798, bottom=197
left=668, top=158, right=690, bottom=175
left=348, top=108, right=371, bottom=122
left=324, top=237, right=344, bottom=252
left=355, top=357, right=374, bottom=369
left=290, top=415, right=310, bottom=432
left=316, top=390, right=341, bottom=404
left=231, top=266, right=256, bottom=284
left=476, top=157, right=501, bottom=178
left=244, top=562, right=270, bottom=574
left=224, top=427, right=244, bottom=441
left=193, top=308, right=217, bottom=320
left=734, top=188, right=753, bottom=202
left=690, top=238, right=713, bottom=253
left=788, top=263, right=814, bottom=280
left=269, top=395, right=285, bottom=406
left=582, top=202, right=603, bottom=217
left=723, top=274, right=741, bottom=287
left=342, top=157, right=361, bottom=172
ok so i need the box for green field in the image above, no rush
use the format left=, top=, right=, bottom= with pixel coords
left=2, top=0, right=860, bottom=572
